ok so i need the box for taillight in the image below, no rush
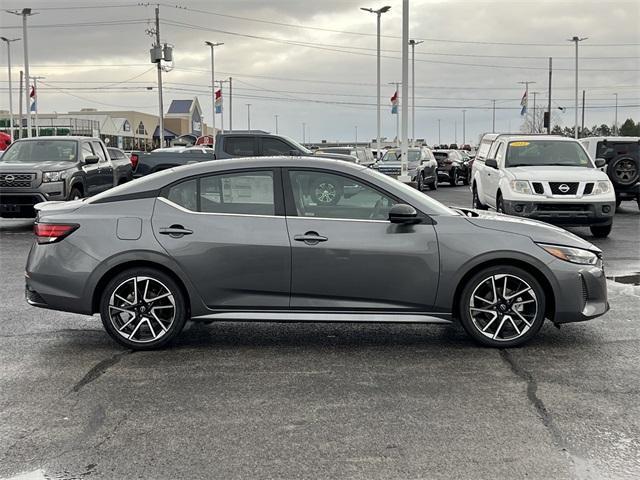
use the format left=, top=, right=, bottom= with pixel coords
left=130, top=153, right=139, bottom=170
left=34, top=223, right=79, bottom=244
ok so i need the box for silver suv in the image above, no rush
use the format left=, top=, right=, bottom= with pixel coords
left=0, top=137, right=116, bottom=218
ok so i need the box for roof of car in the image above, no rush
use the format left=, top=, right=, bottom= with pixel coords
left=13, top=136, right=100, bottom=142
left=484, top=134, right=578, bottom=143
left=90, top=156, right=368, bottom=200
left=580, top=136, right=640, bottom=142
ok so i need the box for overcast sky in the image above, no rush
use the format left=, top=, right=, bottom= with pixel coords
left=1, top=0, right=639, bottom=144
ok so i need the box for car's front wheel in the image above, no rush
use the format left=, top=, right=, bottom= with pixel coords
left=459, top=266, right=546, bottom=347
left=590, top=224, right=612, bottom=238
left=100, top=268, right=188, bottom=350
left=472, top=185, right=488, bottom=210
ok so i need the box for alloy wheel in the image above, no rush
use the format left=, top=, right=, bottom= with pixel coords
left=468, top=273, right=538, bottom=342
left=108, top=276, right=176, bottom=344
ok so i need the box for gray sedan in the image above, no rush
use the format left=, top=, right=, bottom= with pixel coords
left=26, top=157, right=608, bottom=350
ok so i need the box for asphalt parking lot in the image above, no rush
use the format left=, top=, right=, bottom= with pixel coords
left=1, top=186, right=639, bottom=480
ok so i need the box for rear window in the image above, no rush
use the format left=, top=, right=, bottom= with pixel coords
left=0, top=140, right=77, bottom=163
left=433, top=152, right=449, bottom=161
left=381, top=150, right=421, bottom=162
left=223, top=137, right=256, bottom=156
left=596, top=141, right=639, bottom=160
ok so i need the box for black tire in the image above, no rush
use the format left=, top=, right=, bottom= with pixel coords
left=416, top=173, right=423, bottom=191
left=496, top=193, right=505, bottom=213
left=449, top=168, right=458, bottom=186
left=459, top=265, right=546, bottom=348
left=100, top=268, right=188, bottom=350
left=310, top=177, right=342, bottom=206
left=68, top=186, right=83, bottom=201
left=615, top=198, right=622, bottom=209
left=472, top=185, right=487, bottom=210
left=607, top=154, right=639, bottom=187
left=590, top=224, right=612, bottom=238
left=429, top=175, right=438, bottom=191
left=462, top=170, right=470, bottom=186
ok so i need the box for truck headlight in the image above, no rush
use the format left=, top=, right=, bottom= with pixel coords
left=510, top=180, right=532, bottom=195
left=592, top=181, right=611, bottom=195
left=538, top=243, right=599, bottom=265
left=42, top=171, right=68, bottom=183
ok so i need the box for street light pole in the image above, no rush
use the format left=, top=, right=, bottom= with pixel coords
left=7, top=9, right=35, bottom=137
left=274, top=114, right=279, bottom=134
left=389, top=81, right=400, bottom=147
left=613, top=93, right=618, bottom=135
left=462, top=109, right=466, bottom=145
left=1, top=37, right=20, bottom=140
left=399, top=0, right=409, bottom=182
left=355, top=125, right=358, bottom=146
left=437, top=118, right=441, bottom=145
left=361, top=6, right=391, bottom=158
left=492, top=99, right=496, bottom=133
left=302, top=122, right=306, bottom=144
left=409, top=39, right=423, bottom=147
left=30, top=75, right=45, bottom=136
left=205, top=41, right=223, bottom=137
left=246, top=104, right=251, bottom=131
left=569, top=36, right=587, bottom=139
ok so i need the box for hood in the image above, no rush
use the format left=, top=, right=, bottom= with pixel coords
left=458, top=208, right=600, bottom=253
left=0, top=161, right=77, bottom=172
left=506, top=166, right=608, bottom=182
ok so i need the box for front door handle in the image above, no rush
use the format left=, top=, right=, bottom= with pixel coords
left=294, top=231, right=328, bottom=245
left=159, top=225, right=193, bottom=238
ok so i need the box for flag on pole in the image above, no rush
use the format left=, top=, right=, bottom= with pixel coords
left=215, top=88, right=222, bottom=114
left=520, top=89, right=528, bottom=116
left=30, top=85, right=37, bottom=112
left=390, top=90, right=398, bottom=114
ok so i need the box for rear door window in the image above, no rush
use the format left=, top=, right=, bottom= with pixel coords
left=223, top=137, right=257, bottom=156
left=200, top=171, right=275, bottom=215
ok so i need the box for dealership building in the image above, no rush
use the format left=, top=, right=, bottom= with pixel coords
left=0, top=97, right=214, bottom=150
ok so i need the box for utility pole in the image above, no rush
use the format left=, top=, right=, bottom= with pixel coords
left=18, top=70, right=23, bottom=139
left=613, top=93, right=618, bottom=135
left=1, top=37, right=20, bottom=140
left=228, top=76, right=233, bottom=132
left=581, top=89, right=585, bottom=138
left=8, top=9, right=35, bottom=137
left=205, top=41, right=223, bottom=137
left=547, top=57, right=552, bottom=134
left=148, top=5, right=171, bottom=147
left=462, top=109, right=466, bottom=145
left=454, top=120, right=457, bottom=144
left=437, top=119, right=441, bottom=145
left=518, top=81, right=536, bottom=133
left=246, top=103, right=251, bottom=131
left=217, top=79, right=228, bottom=134
left=361, top=6, right=391, bottom=157
left=492, top=100, right=496, bottom=133
left=274, top=114, right=279, bottom=134
left=302, top=122, right=306, bottom=144
left=569, top=36, right=587, bottom=139
left=29, top=75, right=45, bottom=136
left=409, top=39, right=423, bottom=147
left=531, top=92, right=538, bottom=133
left=389, top=81, right=400, bottom=147
left=355, top=125, right=358, bottom=146
left=399, top=0, right=409, bottom=182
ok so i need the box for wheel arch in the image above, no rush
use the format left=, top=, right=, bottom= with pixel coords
left=451, top=258, right=556, bottom=322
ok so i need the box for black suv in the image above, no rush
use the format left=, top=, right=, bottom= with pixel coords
left=0, top=136, right=116, bottom=218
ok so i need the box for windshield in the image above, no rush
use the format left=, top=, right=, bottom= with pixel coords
left=1, top=140, right=77, bottom=163
left=279, top=135, right=312, bottom=155
left=506, top=140, right=592, bottom=168
left=381, top=150, right=421, bottom=162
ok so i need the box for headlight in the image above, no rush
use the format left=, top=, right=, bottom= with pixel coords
left=592, top=181, right=611, bottom=195
left=510, top=180, right=532, bottom=195
left=538, top=243, right=599, bottom=265
left=42, top=171, right=69, bottom=183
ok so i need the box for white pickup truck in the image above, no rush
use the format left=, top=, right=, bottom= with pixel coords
left=471, top=134, right=616, bottom=237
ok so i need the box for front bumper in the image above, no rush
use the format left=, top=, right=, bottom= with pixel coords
left=1, top=183, right=67, bottom=218
left=552, top=262, right=609, bottom=324
left=502, top=199, right=615, bottom=226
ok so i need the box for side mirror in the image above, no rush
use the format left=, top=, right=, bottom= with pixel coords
left=84, top=155, right=100, bottom=164
left=388, top=203, right=420, bottom=224
left=594, top=158, right=606, bottom=168
left=485, top=158, right=498, bottom=169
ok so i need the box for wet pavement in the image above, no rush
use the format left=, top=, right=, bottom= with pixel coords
left=1, top=185, right=639, bottom=480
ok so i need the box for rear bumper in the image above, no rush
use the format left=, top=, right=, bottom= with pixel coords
left=502, top=199, right=615, bottom=226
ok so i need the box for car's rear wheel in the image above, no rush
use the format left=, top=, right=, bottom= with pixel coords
left=462, top=170, right=470, bottom=186
left=100, top=268, right=187, bottom=350
left=590, top=224, right=612, bottom=238
left=416, top=173, right=423, bottom=191
left=449, top=169, right=458, bottom=186
left=472, top=185, right=487, bottom=210
left=459, top=266, right=546, bottom=348
left=68, top=187, right=83, bottom=201
left=429, top=175, right=438, bottom=190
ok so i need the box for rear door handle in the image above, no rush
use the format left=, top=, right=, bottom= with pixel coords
left=294, top=231, right=328, bottom=245
left=159, top=225, right=193, bottom=237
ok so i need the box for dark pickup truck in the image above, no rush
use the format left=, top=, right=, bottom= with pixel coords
left=133, top=131, right=357, bottom=178
left=0, top=136, right=122, bottom=218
